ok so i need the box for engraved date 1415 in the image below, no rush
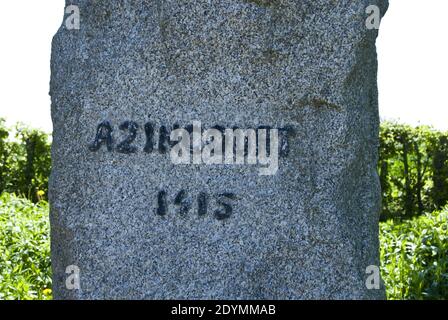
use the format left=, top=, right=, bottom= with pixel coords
left=156, top=190, right=237, bottom=221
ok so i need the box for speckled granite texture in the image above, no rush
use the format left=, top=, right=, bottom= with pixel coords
left=50, top=0, right=388, bottom=299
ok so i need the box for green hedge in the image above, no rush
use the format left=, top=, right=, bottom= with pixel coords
left=0, top=119, right=51, bottom=203
left=380, top=122, right=448, bottom=219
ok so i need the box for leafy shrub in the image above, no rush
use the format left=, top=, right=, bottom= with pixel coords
left=380, top=207, right=448, bottom=299
left=0, top=119, right=51, bottom=202
left=0, top=193, right=52, bottom=300
left=379, top=122, right=448, bottom=219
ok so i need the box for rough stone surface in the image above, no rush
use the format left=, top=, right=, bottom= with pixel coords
left=50, top=0, right=388, bottom=299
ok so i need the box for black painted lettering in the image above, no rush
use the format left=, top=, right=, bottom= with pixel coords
left=116, top=121, right=139, bottom=154
left=214, top=193, right=236, bottom=220
left=144, top=122, right=155, bottom=153
left=198, top=192, right=208, bottom=216
left=174, top=190, right=191, bottom=215
left=89, top=121, right=113, bottom=152
left=158, top=125, right=170, bottom=154
left=156, top=190, right=167, bottom=216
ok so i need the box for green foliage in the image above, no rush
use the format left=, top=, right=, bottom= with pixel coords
left=379, top=122, right=448, bottom=219
left=0, top=119, right=51, bottom=202
left=0, top=119, right=446, bottom=300
left=380, top=207, right=448, bottom=299
left=1, top=192, right=445, bottom=300
left=0, top=193, right=52, bottom=300
left=0, top=119, right=11, bottom=194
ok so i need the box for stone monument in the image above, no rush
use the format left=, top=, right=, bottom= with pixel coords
left=50, top=0, right=388, bottom=299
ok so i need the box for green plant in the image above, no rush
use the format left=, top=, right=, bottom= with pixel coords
left=380, top=207, right=448, bottom=299
left=0, top=120, right=51, bottom=202
left=379, top=122, right=448, bottom=220
left=0, top=193, right=52, bottom=300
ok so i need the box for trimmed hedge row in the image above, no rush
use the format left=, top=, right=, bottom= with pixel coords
left=0, top=119, right=51, bottom=203
left=380, top=122, right=448, bottom=219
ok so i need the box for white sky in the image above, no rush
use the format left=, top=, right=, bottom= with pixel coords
left=0, top=1, right=447, bottom=133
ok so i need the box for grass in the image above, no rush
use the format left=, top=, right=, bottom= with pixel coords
left=380, top=208, right=448, bottom=299
left=0, top=193, right=52, bottom=300
left=0, top=192, right=446, bottom=300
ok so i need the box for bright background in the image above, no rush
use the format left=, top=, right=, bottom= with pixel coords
left=0, top=1, right=447, bottom=132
